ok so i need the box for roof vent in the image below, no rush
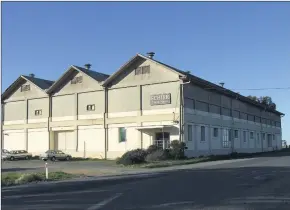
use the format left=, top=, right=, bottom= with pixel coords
left=147, top=52, right=155, bottom=59
left=29, top=73, right=35, bottom=78
left=219, top=82, right=225, bottom=87
left=84, top=64, right=92, bottom=70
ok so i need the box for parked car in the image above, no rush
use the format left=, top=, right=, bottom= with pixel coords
left=2, top=150, right=32, bottom=161
left=2, top=149, right=10, bottom=160
left=40, top=150, right=72, bottom=161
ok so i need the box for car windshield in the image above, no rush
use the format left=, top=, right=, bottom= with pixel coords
left=57, top=150, right=64, bottom=154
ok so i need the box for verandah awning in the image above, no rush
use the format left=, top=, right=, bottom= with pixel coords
left=135, top=125, right=174, bottom=130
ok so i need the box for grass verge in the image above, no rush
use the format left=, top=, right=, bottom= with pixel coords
left=126, top=150, right=290, bottom=169
left=2, top=171, right=78, bottom=187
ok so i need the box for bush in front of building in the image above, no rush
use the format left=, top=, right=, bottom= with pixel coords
left=116, top=149, right=148, bottom=165
left=169, top=140, right=187, bottom=160
left=146, top=145, right=159, bottom=154
left=145, top=149, right=171, bottom=162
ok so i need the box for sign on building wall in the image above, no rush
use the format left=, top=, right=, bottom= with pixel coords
left=150, top=93, right=171, bottom=106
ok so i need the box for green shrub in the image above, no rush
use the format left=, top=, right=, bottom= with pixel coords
left=145, top=149, right=171, bottom=162
left=116, top=149, right=148, bottom=165
left=229, top=152, right=238, bottom=158
left=169, top=140, right=187, bottom=160
left=1, top=173, right=20, bottom=186
left=147, top=145, right=159, bottom=154
left=15, top=173, right=43, bottom=185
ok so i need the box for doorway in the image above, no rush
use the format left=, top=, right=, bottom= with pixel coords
left=155, top=132, right=170, bottom=149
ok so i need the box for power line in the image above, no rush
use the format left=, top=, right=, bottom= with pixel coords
left=231, top=87, right=290, bottom=91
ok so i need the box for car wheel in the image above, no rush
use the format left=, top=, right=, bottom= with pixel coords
left=10, top=156, right=15, bottom=161
left=51, top=156, right=56, bottom=161
left=65, top=156, right=71, bottom=161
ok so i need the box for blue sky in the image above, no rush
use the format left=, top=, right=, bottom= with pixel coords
left=2, top=2, right=290, bottom=141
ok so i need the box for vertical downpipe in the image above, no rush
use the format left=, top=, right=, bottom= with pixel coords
left=104, top=87, right=108, bottom=159
left=1, top=103, right=3, bottom=150
left=75, top=93, right=78, bottom=153
left=25, top=99, right=28, bottom=151
left=231, top=98, right=234, bottom=153
left=179, top=83, right=183, bottom=142
left=261, top=109, right=264, bottom=152
left=48, top=96, right=52, bottom=150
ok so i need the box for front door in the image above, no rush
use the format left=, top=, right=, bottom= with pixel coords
left=155, top=132, right=170, bottom=149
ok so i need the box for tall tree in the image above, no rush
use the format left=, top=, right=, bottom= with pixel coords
left=247, top=95, right=259, bottom=102
left=247, top=95, right=276, bottom=110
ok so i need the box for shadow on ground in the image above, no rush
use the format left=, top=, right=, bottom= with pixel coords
left=1, top=168, right=42, bottom=173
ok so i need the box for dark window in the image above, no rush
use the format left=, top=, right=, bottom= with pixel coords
left=267, top=119, right=271, bottom=125
left=262, top=133, right=266, bottom=140
left=209, top=105, right=221, bottom=115
left=261, top=118, right=267, bottom=125
left=271, top=121, right=275, bottom=126
left=135, top=66, right=150, bottom=75
left=21, top=84, right=30, bottom=92
left=250, top=132, right=254, bottom=139
left=135, top=67, right=142, bottom=75
left=119, top=127, right=126, bottom=142
left=201, top=126, right=206, bottom=141
left=184, top=98, right=195, bottom=109
left=255, top=116, right=261, bottom=123
left=35, top=109, right=42, bottom=116
left=240, top=112, right=247, bottom=120
left=234, top=130, right=239, bottom=138
left=196, top=101, right=209, bottom=112
left=248, top=115, right=255, bottom=122
left=213, top=128, right=219, bottom=137
left=275, top=121, right=281, bottom=127
left=86, top=104, right=95, bottom=111
left=267, top=134, right=272, bottom=147
left=155, top=132, right=170, bottom=149
left=222, top=108, right=231, bottom=117
left=232, top=110, right=240, bottom=119
left=243, top=131, right=247, bottom=142
left=71, top=76, right=83, bottom=84
left=187, top=125, right=193, bottom=141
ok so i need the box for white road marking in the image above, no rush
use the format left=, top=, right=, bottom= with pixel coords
left=24, top=198, right=72, bottom=203
left=151, top=201, right=196, bottom=207
left=2, top=189, right=110, bottom=199
left=87, top=193, right=123, bottom=210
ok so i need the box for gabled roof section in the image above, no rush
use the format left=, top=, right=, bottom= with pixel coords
left=22, top=75, right=54, bottom=90
left=103, top=53, right=284, bottom=116
left=1, top=75, right=54, bottom=101
left=73, top=65, right=110, bottom=82
left=46, top=65, right=110, bottom=94
left=102, top=53, right=186, bottom=86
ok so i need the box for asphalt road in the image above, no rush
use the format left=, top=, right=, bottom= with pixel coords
left=2, top=156, right=290, bottom=210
